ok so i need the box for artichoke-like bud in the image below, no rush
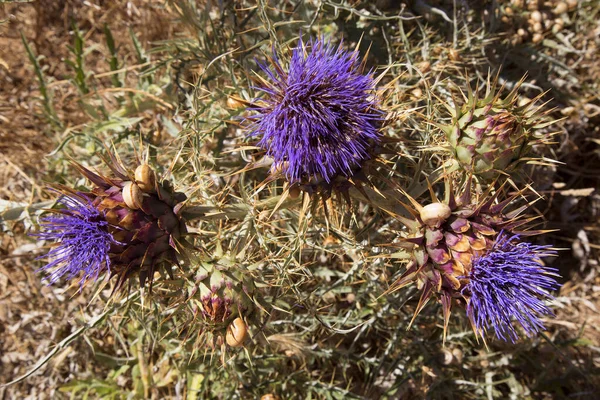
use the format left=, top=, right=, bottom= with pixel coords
left=389, top=178, right=558, bottom=341
left=185, top=251, right=256, bottom=348
left=35, top=152, right=188, bottom=291
left=193, top=258, right=255, bottom=324
left=190, top=250, right=256, bottom=321
left=440, top=77, right=554, bottom=178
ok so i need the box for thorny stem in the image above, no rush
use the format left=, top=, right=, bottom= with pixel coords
left=181, top=195, right=301, bottom=221
left=136, top=333, right=152, bottom=398
left=183, top=187, right=414, bottom=222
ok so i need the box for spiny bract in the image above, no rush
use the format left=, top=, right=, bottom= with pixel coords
left=247, top=36, right=384, bottom=189
left=192, top=257, right=255, bottom=325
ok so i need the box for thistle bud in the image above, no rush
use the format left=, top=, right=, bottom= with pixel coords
left=440, top=77, right=554, bottom=179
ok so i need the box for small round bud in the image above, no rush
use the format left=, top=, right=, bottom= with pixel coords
left=527, top=0, right=540, bottom=11
left=566, top=0, right=577, bottom=11
left=532, top=22, right=543, bottom=33
left=441, top=348, right=454, bottom=365
left=448, top=49, right=461, bottom=62
left=553, top=2, right=568, bottom=14
left=554, top=18, right=565, bottom=28
left=122, top=181, right=144, bottom=210
left=532, top=33, right=544, bottom=43
left=410, top=87, right=423, bottom=100
left=135, top=164, right=156, bottom=193
left=417, top=61, right=431, bottom=73
left=517, top=28, right=529, bottom=38
left=530, top=11, right=543, bottom=23
left=226, top=317, right=248, bottom=347
left=261, top=395, right=280, bottom=400
left=452, top=348, right=464, bottom=363
left=420, top=203, right=452, bottom=227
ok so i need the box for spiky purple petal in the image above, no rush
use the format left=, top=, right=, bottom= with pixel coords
left=463, top=231, right=559, bottom=342
left=248, top=37, right=384, bottom=184
left=33, top=193, right=119, bottom=285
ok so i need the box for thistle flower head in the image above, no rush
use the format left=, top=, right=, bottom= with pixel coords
left=179, top=248, right=259, bottom=349
left=248, top=36, right=384, bottom=185
left=33, top=151, right=188, bottom=291
left=34, top=193, right=119, bottom=285
left=389, top=179, right=555, bottom=340
left=464, top=231, right=559, bottom=342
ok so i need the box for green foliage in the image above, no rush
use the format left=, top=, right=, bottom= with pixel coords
left=21, top=32, right=63, bottom=130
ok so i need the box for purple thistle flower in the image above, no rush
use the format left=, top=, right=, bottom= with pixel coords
left=33, top=193, right=119, bottom=286
left=248, top=37, right=384, bottom=184
left=463, top=231, right=559, bottom=342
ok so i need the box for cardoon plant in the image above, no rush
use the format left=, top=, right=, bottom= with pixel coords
left=34, top=154, right=188, bottom=290
left=247, top=36, right=384, bottom=195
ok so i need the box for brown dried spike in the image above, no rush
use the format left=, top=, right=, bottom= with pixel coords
left=70, top=161, right=114, bottom=189
left=383, top=261, right=419, bottom=297
left=408, top=280, right=435, bottom=329
left=456, top=176, right=473, bottom=207
left=440, top=291, right=452, bottom=345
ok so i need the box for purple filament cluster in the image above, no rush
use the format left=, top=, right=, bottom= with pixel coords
left=464, top=231, right=559, bottom=342
left=33, top=194, right=118, bottom=286
left=248, top=37, right=384, bottom=184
